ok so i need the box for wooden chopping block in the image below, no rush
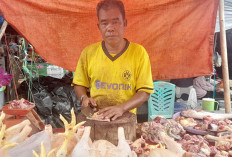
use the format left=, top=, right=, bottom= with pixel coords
left=76, top=112, right=136, bottom=145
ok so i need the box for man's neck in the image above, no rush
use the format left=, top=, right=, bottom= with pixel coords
left=105, top=39, right=126, bottom=54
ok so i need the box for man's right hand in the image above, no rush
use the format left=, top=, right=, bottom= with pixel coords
left=81, top=95, right=97, bottom=108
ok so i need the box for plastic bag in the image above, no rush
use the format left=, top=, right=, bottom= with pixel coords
left=8, top=130, right=51, bottom=157
left=186, top=87, right=198, bottom=109
left=215, top=52, right=222, bottom=67
left=18, top=75, right=81, bottom=128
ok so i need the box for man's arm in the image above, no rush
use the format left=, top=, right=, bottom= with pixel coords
left=98, top=91, right=150, bottom=120
left=74, top=85, right=97, bottom=108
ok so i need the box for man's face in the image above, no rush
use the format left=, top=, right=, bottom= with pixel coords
left=98, top=7, right=127, bottom=46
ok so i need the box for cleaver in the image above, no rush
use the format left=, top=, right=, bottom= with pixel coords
left=81, top=105, right=95, bottom=118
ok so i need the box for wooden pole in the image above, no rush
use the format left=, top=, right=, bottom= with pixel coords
left=0, top=20, right=8, bottom=41
left=219, top=0, right=231, bottom=113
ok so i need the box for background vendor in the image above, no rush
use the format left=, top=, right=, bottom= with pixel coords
left=193, top=76, right=220, bottom=99
left=73, top=0, right=154, bottom=120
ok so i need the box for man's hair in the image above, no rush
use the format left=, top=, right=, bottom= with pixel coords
left=97, top=0, right=125, bottom=20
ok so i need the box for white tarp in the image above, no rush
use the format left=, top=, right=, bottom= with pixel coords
left=215, top=0, right=232, bottom=32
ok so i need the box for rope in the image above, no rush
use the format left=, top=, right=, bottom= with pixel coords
left=4, top=33, right=19, bottom=100
left=10, top=52, right=36, bottom=103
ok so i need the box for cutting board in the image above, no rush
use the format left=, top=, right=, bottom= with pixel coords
left=76, top=112, right=136, bottom=145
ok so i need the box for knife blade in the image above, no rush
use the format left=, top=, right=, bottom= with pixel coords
left=81, top=105, right=95, bottom=118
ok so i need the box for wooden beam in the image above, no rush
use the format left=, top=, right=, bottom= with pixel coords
left=0, top=20, right=8, bottom=41
left=219, top=0, right=231, bottom=113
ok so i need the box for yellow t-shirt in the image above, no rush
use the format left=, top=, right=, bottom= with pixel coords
left=73, top=39, right=154, bottom=114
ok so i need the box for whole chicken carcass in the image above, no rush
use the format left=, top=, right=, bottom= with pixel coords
left=92, top=140, right=117, bottom=157
left=117, top=127, right=134, bottom=157
left=72, top=126, right=92, bottom=157
left=51, top=134, right=77, bottom=157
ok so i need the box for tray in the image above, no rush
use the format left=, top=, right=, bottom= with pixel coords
left=2, top=104, right=35, bottom=116
left=172, top=112, right=216, bottom=135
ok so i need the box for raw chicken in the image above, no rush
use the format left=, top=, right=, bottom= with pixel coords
left=51, top=134, right=77, bottom=157
left=148, top=149, right=180, bottom=157
left=5, top=119, right=31, bottom=141
left=87, top=112, right=110, bottom=122
left=72, top=126, right=92, bottom=157
left=32, top=142, right=56, bottom=157
left=8, top=125, right=32, bottom=144
left=137, top=117, right=185, bottom=144
left=0, top=148, right=7, bottom=157
left=75, top=126, right=85, bottom=142
left=92, top=140, right=117, bottom=157
left=179, top=134, right=210, bottom=156
left=0, top=111, right=5, bottom=127
left=117, top=127, right=134, bottom=157
left=158, top=131, right=186, bottom=156
left=56, top=108, right=85, bottom=157
left=181, top=110, right=232, bottom=120
left=44, top=125, right=53, bottom=139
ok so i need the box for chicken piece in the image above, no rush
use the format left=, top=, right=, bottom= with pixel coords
left=33, top=142, right=56, bottom=157
left=56, top=108, right=85, bottom=157
left=52, top=133, right=77, bottom=156
left=87, top=112, right=110, bottom=122
left=146, top=142, right=165, bottom=150
left=75, top=126, right=85, bottom=142
left=0, top=124, right=6, bottom=147
left=0, top=112, right=5, bottom=128
left=148, top=149, right=180, bottom=157
left=0, top=114, right=16, bottom=157
left=4, top=119, right=31, bottom=141
left=158, top=131, right=186, bottom=156
left=205, top=134, right=232, bottom=151
left=8, top=125, right=32, bottom=143
left=45, top=124, right=53, bottom=139
left=181, top=110, right=232, bottom=120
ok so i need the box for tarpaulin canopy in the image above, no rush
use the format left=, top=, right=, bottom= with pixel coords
left=0, top=0, right=219, bottom=80
left=215, top=0, right=232, bottom=32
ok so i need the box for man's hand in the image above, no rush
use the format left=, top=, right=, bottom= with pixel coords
left=81, top=96, right=97, bottom=108
left=98, top=105, right=125, bottom=121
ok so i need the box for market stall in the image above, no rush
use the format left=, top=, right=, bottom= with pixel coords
left=0, top=0, right=232, bottom=156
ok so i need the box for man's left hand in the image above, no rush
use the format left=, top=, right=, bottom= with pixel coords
left=98, top=105, right=125, bottom=121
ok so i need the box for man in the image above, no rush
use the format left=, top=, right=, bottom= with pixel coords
left=193, top=76, right=220, bottom=98
left=73, top=0, right=154, bottom=120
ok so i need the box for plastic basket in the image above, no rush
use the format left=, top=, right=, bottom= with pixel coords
left=148, top=81, right=175, bottom=121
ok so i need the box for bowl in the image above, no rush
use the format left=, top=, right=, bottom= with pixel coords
left=2, top=104, right=35, bottom=116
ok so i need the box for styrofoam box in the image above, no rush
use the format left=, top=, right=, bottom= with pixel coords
left=47, top=65, right=64, bottom=79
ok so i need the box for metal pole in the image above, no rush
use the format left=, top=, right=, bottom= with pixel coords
left=219, top=0, right=231, bottom=113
